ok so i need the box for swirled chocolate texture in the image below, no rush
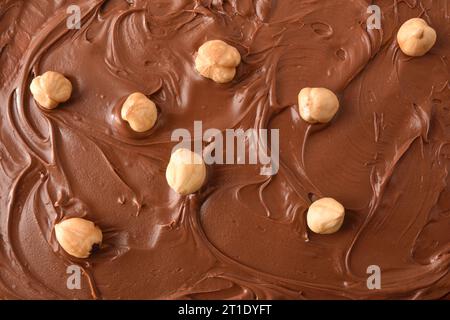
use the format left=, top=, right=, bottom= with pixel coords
left=0, top=0, right=449, bottom=299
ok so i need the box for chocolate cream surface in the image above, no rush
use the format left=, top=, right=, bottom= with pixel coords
left=0, top=0, right=449, bottom=299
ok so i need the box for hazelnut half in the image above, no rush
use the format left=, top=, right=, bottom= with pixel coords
left=298, top=87, right=340, bottom=124
left=121, top=92, right=158, bottom=132
left=195, top=40, right=241, bottom=84
left=54, top=218, right=103, bottom=258
left=166, top=148, right=206, bottom=195
left=306, top=198, right=345, bottom=234
left=30, top=71, right=72, bottom=109
left=397, top=18, right=436, bottom=57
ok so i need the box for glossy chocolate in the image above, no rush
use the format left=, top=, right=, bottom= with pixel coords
left=0, top=0, right=449, bottom=299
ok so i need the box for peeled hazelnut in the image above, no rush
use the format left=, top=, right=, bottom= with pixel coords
left=121, top=92, right=158, bottom=132
left=306, top=198, right=345, bottom=234
left=195, top=40, right=241, bottom=84
left=54, top=218, right=103, bottom=258
left=397, top=18, right=436, bottom=57
left=166, top=148, right=206, bottom=195
left=298, top=87, right=340, bottom=124
left=30, top=71, right=72, bottom=109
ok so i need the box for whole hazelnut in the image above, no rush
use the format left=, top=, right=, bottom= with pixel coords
left=54, top=218, right=103, bottom=258
left=306, top=198, right=345, bottom=234
left=298, top=87, right=340, bottom=124
left=397, top=18, right=436, bottom=57
left=195, top=40, right=241, bottom=84
left=30, top=71, right=72, bottom=109
left=166, top=148, right=206, bottom=195
left=121, top=92, right=158, bottom=132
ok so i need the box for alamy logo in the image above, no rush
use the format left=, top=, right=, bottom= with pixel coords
left=66, top=265, right=81, bottom=290
left=171, top=121, right=279, bottom=176
left=66, top=5, right=81, bottom=30
left=367, top=5, right=381, bottom=30
left=366, top=265, right=381, bottom=290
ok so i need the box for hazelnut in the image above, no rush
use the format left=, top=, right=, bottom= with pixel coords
left=298, top=87, right=340, bottom=124
left=166, top=148, right=206, bottom=195
left=306, top=198, right=345, bottom=234
left=30, top=71, right=72, bottom=109
left=397, top=18, right=436, bottom=57
left=54, top=218, right=103, bottom=258
left=121, top=92, right=158, bottom=132
left=195, top=40, right=241, bottom=83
